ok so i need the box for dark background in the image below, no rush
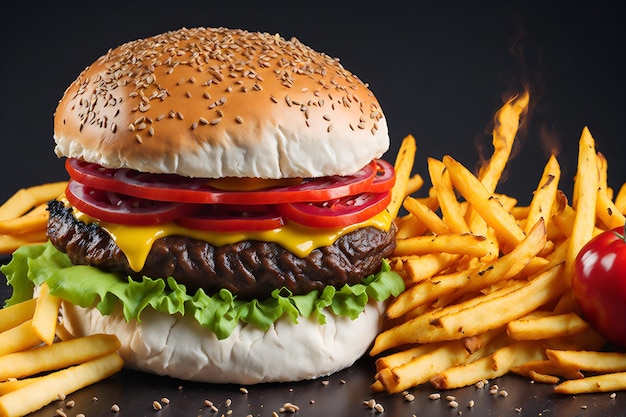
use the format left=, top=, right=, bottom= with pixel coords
left=1, top=1, right=624, bottom=205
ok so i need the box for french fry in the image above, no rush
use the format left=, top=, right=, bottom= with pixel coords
left=566, top=127, right=599, bottom=278
left=511, top=359, right=583, bottom=381
left=428, top=157, right=469, bottom=234
left=31, top=283, right=61, bottom=345
left=0, top=334, right=121, bottom=381
left=0, top=352, right=123, bottom=417
left=524, top=154, right=561, bottom=234
left=399, top=253, right=461, bottom=285
left=405, top=174, right=425, bottom=196
left=0, top=298, right=36, bottom=333
left=596, top=190, right=625, bottom=230
left=443, top=155, right=526, bottom=248
left=546, top=349, right=626, bottom=373
left=393, top=233, right=494, bottom=258
left=0, top=231, right=48, bottom=254
left=431, top=340, right=545, bottom=390
left=0, top=320, right=41, bottom=357
left=506, top=312, right=590, bottom=341
left=554, top=372, right=626, bottom=394
left=0, top=182, right=66, bottom=221
left=402, top=196, right=449, bottom=235
left=0, top=203, right=49, bottom=235
left=387, top=134, right=417, bottom=220
left=0, top=376, right=46, bottom=396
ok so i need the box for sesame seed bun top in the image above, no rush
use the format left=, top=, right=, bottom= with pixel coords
left=53, top=27, right=389, bottom=179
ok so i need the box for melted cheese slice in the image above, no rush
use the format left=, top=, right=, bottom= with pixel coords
left=72, top=207, right=392, bottom=272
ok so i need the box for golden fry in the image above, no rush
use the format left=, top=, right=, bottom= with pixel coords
left=443, top=155, right=526, bottom=248
left=0, top=203, right=48, bottom=235
left=402, top=196, right=449, bottom=235
left=546, top=349, right=626, bottom=373
left=393, top=233, right=494, bottom=258
left=0, top=298, right=36, bottom=333
left=596, top=190, right=625, bottom=230
left=31, top=283, right=62, bottom=345
left=566, top=127, right=599, bottom=278
left=554, top=372, right=626, bottom=394
left=511, top=359, right=583, bottom=381
left=506, top=312, right=590, bottom=341
left=399, top=253, right=461, bottom=286
left=428, top=158, right=469, bottom=234
left=0, top=231, right=48, bottom=254
left=0, top=320, right=41, bottom=357
left=0, top=182, right=66, bottom=221
left=387, top=135, right=417, bottom=220
left=0, top=334, right=121, bottom=381
left=524, top=154, right=561, bottom=234
left=0, top=352, right=123, bottom=417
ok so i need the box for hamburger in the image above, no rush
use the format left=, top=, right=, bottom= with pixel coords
left=2, top=27, right=403, bottom=384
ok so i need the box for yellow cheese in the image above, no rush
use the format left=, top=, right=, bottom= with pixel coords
left=72, top=208, right=392, bottom=272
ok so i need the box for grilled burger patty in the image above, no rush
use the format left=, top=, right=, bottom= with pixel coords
left=46, top=200, right=397, bottom=300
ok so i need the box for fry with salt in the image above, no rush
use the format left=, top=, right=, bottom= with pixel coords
left=0, top=352, right=123, bottom=417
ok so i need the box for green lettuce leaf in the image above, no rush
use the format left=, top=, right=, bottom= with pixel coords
left=1, top=242, right=405, bottom=340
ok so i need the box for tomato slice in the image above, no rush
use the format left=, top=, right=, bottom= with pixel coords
left=65, top=180, right=195, bottom=225
left=176, top=205, right=285, bottom=232
left=369, top=159, right=396, bottom=193
left=66, top=158, right=378, bottom=205
left=278, top=192, right=391, bottom=229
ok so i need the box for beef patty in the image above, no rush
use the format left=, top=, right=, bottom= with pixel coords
left=46, top=200, right=397, bottom=300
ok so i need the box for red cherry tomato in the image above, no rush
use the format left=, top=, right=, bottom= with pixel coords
left=572, top=224, right=626, bottom=348
left=278, top=192, right=391, bottom=229
left=65, top=180, right=195, bottom=226
left=176, top=205, right=285, bottom=232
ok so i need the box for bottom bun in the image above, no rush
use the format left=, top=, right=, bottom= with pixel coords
left=61, top=300, right=386, bottom=384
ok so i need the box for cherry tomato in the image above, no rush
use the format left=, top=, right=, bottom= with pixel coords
left=66, top=158, right=379, bottom=204
left=65, top=180, right=195, bottom=226
left=572, top=224, right=626, bottom=348
left=278, top=191, right=391, bottom=229
left=176, top=205, right=285, bottom=232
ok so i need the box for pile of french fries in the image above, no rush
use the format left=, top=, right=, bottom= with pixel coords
left=374, top=90, right=626, bottom=395
left=0, top=285, right=123, bottom=417
left=0, top=182, right=67, bottom=254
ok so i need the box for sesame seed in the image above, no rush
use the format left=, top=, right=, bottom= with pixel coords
left=211, top=118, right=222, bottom=125
left=153, top=401, right=162, bottom=410
left=111, top=404, right=120, bottom=412
left=235, top=116, right=243, bottom=124
left=135, top=134, right=142, bottom=143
